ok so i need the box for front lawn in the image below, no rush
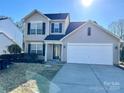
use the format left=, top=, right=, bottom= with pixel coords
left=0, top=63, right=63, bottom=93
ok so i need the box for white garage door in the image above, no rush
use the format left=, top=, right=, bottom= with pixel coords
left=67, top=43, right=113, bottom=65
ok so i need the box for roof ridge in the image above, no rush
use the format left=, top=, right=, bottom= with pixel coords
left=70, top=21, right=86, bottom=23
left=44, top=13, right=69, bottom=20
left=45, top=13, right=69, bottom=15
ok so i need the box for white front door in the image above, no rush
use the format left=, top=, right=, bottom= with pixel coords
left=67, top=43, right=113, bottom=65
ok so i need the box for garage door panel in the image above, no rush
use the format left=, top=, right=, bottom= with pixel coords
left=67, top=43, right=113, bottom=65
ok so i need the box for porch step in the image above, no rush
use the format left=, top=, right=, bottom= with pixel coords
left=46, top=60, right=66, bottom=65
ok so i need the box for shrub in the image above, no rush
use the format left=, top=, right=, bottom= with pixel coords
left=8, top=44, right=21, bottom=54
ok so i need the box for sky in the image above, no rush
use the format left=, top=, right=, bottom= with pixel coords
left=0, top=0, right=124, bottom=29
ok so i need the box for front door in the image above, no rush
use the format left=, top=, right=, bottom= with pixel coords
left=53, top=44, right=61, bottom=60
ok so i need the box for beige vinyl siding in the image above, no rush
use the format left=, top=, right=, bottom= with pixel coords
left=62, top=23, right=120, bottom=65
left=24, top=13, right=49, bottom=42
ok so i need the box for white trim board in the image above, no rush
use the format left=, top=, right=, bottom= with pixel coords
left=68, top=43, right=113, bottom=46
left=22, top=9, right=51, bottom=21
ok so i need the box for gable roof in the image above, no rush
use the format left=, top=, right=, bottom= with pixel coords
left=60, top=21, right=122, bottom=41
left=0, top=17, right=23, bottom=48
left=23, top=9, right=69, bottom=21
left=45, top=13, right=69, bottom=20
left=0, top=32, right=16, bottom=44
left=45, top=22, right=85, bottom=40
left=22, top=9, right=51, bottom=21
left=42, top=20, right=121, bottom=41
left=90, top=21, right=122, bottom=41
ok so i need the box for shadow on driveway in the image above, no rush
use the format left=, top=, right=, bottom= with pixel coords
left=50, top=64, right=124, bottom=93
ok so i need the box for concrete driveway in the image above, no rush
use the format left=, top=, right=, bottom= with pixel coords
left=51, top=64, right=124, bottom=93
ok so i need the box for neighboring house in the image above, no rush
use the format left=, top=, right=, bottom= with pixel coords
left=23, top=9, right=122, bottom=65
left=0, top=16, right=23, bottom=54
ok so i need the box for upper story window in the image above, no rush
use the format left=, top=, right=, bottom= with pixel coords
left=54, top=23, right=60, bottom=32
left=27, top=22, right=46, bottom=35
left=88, top=27, right=91, bottom=36
left=30, top=23, right=42, bottom=34
left=51, top=23, right=62, bottom=33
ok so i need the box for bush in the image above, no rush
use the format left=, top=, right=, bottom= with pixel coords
left=8, top=44, right=21, bottom=54
left=0, top=53, right=44, bottom=63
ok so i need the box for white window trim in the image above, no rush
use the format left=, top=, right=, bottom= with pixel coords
left=50, top=33, right=65, bottom=35
left=30, top=21, right=44, bottom=35
left=51, top=22, right=63, bottom=34
left=31, top=42, right=43, bottom=44
left=30, top=21, right=43, bottom=23
left=52, top=23, right=60, bottom=33
left=30, top=42, right=43, bottom=54
left=54, top=23, right=60, bottom=32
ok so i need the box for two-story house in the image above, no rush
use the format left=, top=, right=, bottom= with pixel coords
left=23, top=9, right=121, bottom=65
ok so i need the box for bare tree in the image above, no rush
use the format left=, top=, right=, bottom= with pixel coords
left=16, top=21, right=23, bottom=32
left=108, top=19, right=124, bottom=40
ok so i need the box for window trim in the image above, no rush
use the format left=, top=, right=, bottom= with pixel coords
left=30, top=23, right=37, bottom=35
left=29, top=21, right=45, bottom=35
left=54, top=23, right=60, bottom=33
left=30, top=42, right=43, bottom=54
left=51, top=22, right=63, bottom=34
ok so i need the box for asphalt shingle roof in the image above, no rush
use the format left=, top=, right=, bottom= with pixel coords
left=65, top=22, right=85, bottom=34
left=0, top=16, right=8, bottom=20
left=45, top=35, right=65, bottom=40
left=45, top=13, right=69, bottom=20
left=45, top=22, right=85, bottom=40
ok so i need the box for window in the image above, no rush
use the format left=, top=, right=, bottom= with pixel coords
left=37, top=44, right=43, bottom=54
left=30, top=43, right=43, bottom=54
left=37, top=23, right=42, bottom=34
left=30, top=44, right=36, bottom=53
left=51, top=23, right=62, bottom=33
left=54, top=23, right=60, bottom=33
left=30, top=23, right=37, bottom=34
left=29, top=22, right=45, bottom=35
left=88, top=27, right=91, bottom=36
